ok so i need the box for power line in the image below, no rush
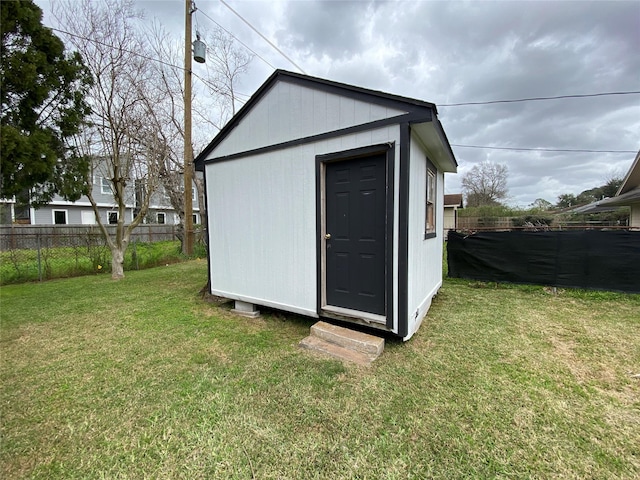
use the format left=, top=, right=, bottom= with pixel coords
left=218, top=0, right=306, bottom=74
left=196, top=8, right=277, bottom=70
left=439, top=91, right=640, bottom=107
left=50, top=26, right=240, bottom=99
left=451, top=144, right=636, bottom=154
left=48, top=29, right=639, bottom=113
left=51, top=27, right=186, bottom=73
left=45, top=30, right=639, bottom=147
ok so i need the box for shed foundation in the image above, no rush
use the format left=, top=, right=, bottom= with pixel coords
left=232, top=300, right=261, bottom=318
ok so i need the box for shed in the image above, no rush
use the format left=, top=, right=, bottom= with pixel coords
left=194, top=70, right=457, bottom=340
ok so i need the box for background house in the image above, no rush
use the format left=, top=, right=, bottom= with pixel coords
left=195, top=70, right=457, bottom=340
left=443, top=193, right=463, bottom=238
left=144, top=184, right=201, bottom=227
left=1, top=172, right=201, bottom=226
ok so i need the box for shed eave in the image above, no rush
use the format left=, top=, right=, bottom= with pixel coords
left=411, top=120, right=458, bottom=173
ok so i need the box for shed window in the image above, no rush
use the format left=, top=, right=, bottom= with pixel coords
left=157, top=212, right=165, bottom=224
left=425, top=159, right=436, bottom=238
left=108, top=211, right=118, bottom=224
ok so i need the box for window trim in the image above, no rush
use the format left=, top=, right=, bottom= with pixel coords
left=100, top=177, right=111, bottom=195
left=107, top=211, right=118, bottom=225
left=156, top=212, right=166, bottom=224
left=52, top=209, right=68, bottom=225
left=424, top=158, right=437, bottom=240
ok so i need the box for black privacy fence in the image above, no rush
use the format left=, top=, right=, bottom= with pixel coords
left=0, top=225, right=206, bottom=285
left=447, top=230, right=640, bottom=294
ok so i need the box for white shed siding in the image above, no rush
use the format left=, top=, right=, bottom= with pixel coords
left=406, top=132, right=444, bottom=338
left=207, top=147, right=317, bottom=315
left=206, top=125, right=401, bottom=322
left=212, top=81, right=407, bottom=158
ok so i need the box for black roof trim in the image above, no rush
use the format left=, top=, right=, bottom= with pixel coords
left=200, top=111, right=430, bottom=166
left=194, top=70, right=440, bottom=171
left=280, top=70, right=439, bottom=113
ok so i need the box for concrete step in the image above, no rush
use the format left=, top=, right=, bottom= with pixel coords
left=299, top=321, right=384, bottom=365
left=311, top=321, right=384, bottom=357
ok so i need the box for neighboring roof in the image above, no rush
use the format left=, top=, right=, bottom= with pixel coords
left=617, top=150, right=640, bottom=196
left=564, top=151, right=640, bottom=212
left=444, top=194, right=463, bottom=207
left=585, top=150, right=640, bottom=208
left=566, top=201, right=622, bottom=214
left=598, top=187, right=640, bottom=207
left=194, top=69, right=457, bottom=172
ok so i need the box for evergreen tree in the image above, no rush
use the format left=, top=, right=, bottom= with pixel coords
left=1, top=0, right=92, bottom=206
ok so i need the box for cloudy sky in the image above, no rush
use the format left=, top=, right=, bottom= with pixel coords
left=37, top=0, right=640, bottom=207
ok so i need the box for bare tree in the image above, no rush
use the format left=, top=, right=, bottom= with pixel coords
left=204, top=27, right=253, bottom=117
left=145, top=22, right=253, bottom=249
left=142, top=23, right=193, bottom=249
left=461, top=161, right=509, bottom=207
left=53, top=0, right=162, bottom=279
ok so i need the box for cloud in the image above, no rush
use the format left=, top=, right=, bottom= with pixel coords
left=244, top=0, right=640, bottom=205
left=275, top=0, right=375, bottom=60
left=35, top=0, right=640, bottom=206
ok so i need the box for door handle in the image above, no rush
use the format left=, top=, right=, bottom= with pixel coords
left=325, top=233, right=331, bottom=240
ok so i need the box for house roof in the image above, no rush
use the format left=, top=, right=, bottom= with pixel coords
left=587, top=150, right=640, bottom=208
left=617, top=150, right=640, bottom=196
left=597, top=187, right=640, bottom=207
left=565, top=151, right=640, bottom=212
left=194, top=70, right=457, bottom=172
left=566, top=201, right=622, bottom=214
left=444, top=193, right=463, bottom=207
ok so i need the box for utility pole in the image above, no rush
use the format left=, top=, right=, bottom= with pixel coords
left=183, top=0, right=194, bottom=256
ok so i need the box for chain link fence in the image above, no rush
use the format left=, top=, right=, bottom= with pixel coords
left=0, top=225, right=206, bottom=285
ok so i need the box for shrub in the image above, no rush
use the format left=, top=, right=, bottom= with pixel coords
left=511, top=215, right=554, bottom=227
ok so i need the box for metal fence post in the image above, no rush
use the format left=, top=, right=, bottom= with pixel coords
left=36, top=234, right=42, bottom=282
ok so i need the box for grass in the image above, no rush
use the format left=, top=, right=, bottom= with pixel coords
left=0, top=240, right=207, bottom=285
left=1, top=261, right=639, bottom=479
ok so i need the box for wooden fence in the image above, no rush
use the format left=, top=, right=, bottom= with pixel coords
left=455, top=216, right=627, bottom=231
left=0, top=224, right=181, bottom=251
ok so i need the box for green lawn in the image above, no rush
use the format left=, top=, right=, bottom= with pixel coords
left=0, top=240, right=207, bottom=285
left=1, top=261, right=639, bottom=479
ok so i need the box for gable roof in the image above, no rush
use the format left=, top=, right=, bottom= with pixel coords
left=565, top=200, right=622, bottom=214
left=594, top=150, right=640, bottom=208
left=444, top=194, right=464, bottom=207
left=617, top=150, right=640, bottom=196
left=194, top=70, right=456, bottom=171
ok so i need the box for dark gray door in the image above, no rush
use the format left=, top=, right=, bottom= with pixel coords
left=325, top=154, right=386, bottom=315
